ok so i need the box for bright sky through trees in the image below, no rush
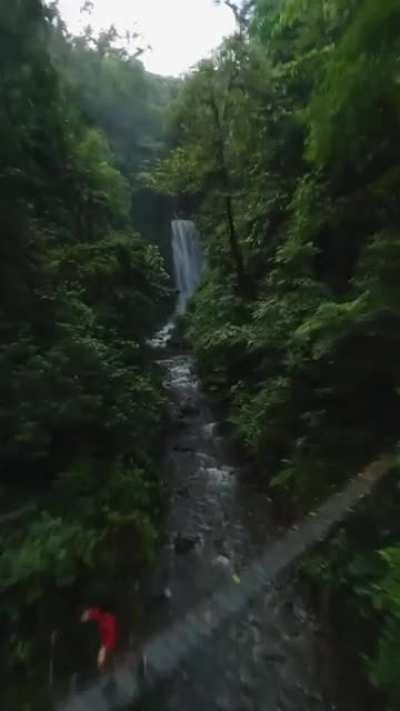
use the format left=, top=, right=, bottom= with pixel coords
left=58, top=0, right=236, bottom=76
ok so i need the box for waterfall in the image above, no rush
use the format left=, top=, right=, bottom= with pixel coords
left=172, top=219, right=205, bottom=314
left=148, top=219, right=205, bottom=348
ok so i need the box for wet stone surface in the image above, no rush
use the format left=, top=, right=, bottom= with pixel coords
left=140, top=353, right=332, bottom=711
left=56, top=343, right=391, bottom=711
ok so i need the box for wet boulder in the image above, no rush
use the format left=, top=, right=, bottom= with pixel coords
left=180, top=401, right=200, bottom=416
left=174, top=533, right=199, bottom=554
left=212, top=555, right=233, bottom=575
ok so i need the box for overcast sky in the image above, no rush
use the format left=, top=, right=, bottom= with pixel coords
left=57, top=0, right=236, bottom=76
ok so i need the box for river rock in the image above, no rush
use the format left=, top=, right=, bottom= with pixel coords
left=249, top=624, right=263, bottom=646
left=212, top=555, right=234, bottom=577
left=236, top=697, right=255, bottom=711
left=213, top=537, right=229, bottom=555
left=180, top=401, right=200, bottom=416
left=263, top=651, right=287, bottom=664
left=239, top=669, right=255, bottom=693
left=174, top=533, right=199, bottom=554
left=203, top=422, right=219, bottom=437
left=176, top=484, right=190, bottom=497
left=292, top=601, right=308, bottom=624
left=216, top=694, right=232, bottom=711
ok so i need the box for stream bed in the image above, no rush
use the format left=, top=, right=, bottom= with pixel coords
left=2, top=220, right=386, bottom=711
left=131, top=350, right=334, bottom=711
left=4, top=344, right=380, bottom=711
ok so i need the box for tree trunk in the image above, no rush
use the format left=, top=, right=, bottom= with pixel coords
left=225, top=194, right=247, bottom=293
left=209, top=94, right=249, bottom=296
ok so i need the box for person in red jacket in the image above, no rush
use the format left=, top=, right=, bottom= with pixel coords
left=81, top=605, right=119, bottom=670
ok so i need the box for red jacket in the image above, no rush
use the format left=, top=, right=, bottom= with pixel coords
left=87, top=608, right=118, bottom=651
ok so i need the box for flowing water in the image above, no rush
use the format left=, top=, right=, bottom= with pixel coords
left=131, top=352, right=333, bottom=711
left=57, top=349, right=333, bottom=711
left=171, top=220, right=205, bottom=315
left=5, top=221, right=390, bottom=710
left=57, top=343, right=390, bottom=711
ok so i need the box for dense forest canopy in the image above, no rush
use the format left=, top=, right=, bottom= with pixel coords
left=0, top=0, right=177, bottom=677
left=2, top=0, right=400, bottom=707
left=0, top=0, right=178, bottom=480
left=156, top=0, right=400, bottom=486
left=153, top=0, right=400, bottom=705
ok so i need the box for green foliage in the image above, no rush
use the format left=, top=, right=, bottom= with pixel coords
left=187, top=272, right=252, bottom=390
left=147, top=146, right=208, bottom=196
left=0, top=461, right=162, bottom=671
left=4, top=0, right=400, bottom=701
left=72, top=128, right=131, bottom=220
left=55, top=231, right=170, bottom=340
left=0, top=1, right=173, bottom=679
left=55, top=26, right=180, bottom=175
left=0, top=0, right=170, bottom=476
left=0, top=513, right=102, bottom=598
left=305, top=0, right=400, bottom=169
left=294, top=293, right=370, bottom=359
left=160, top=6, right=400, bottom=699
left=53, top=463, right=161, bottom=565
left=302, top=469, right=400, bottom=708
left=368, top=547, right=400, bottom=708
left=50, top=19, right=180, bottom=255
left=164, top=0, right=400, bottom=509
left=233, top=376, right=291, bottom=454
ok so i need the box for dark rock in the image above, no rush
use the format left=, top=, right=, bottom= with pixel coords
left=263, top=652, right=287, bottom=663
left=213, top=537, right=229, bottom=554
left=212, top=555, right=232, bottom=572
left=239, top=670, right=255, bottom=693
left=174, top=533, right=198, bottom=554
left=236, top=699, right=254, bottom=711
left=216, top=695, right=231, bottom=711
left=148, top=587, right=172, bottom=604
left=180, top=402, right=200, bottom=416
left=176, top=484, right=190, bottom=497
left=292, top=601, right=308, bottom=624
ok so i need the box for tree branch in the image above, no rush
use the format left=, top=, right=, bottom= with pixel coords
left=219, top=1, right=256, bottom=32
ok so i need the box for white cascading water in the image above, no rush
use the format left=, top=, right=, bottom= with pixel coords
left=149, top=219, right=205, bottom=348
left=172, top=219, right=205, bottom=314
